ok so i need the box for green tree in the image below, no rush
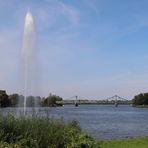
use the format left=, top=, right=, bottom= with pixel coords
left=36, top=96, right=41, bottom=107
left=43, top=94, right=63, bottom=106
left=132, top=93, right=148, bottom=105
left=0, top=90, right=10, bottom=107
left=26, top=96, right=35, bottom=107
left=9, top=93, right=19, bottom=107
left=18, top=95, right=24, bottom=107
left=26, top=96, right=41, bottom=107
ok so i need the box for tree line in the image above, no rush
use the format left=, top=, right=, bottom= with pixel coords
left=132, top=93, right=148, bottom=105
left=0, top=90, right=63, bottom=107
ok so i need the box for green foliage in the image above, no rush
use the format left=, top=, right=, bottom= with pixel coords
left=26, top=96, right=41, bottom=107
left=0, top=90, right=10, bottom=107
left=0, top=114, right=99, bottom=148
left=132, top=93, right=148, bottom=105
left=42, top=93, right=63, bottom=106
left=0, top=91, right=63, bottom=107
left=9, top=93, right=19, bottom=107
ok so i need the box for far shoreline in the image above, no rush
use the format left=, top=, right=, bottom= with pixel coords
left=132, top=105, right=148, bottom=108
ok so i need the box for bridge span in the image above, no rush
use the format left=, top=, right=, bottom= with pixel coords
left=56, top=95, right=131, bottom=106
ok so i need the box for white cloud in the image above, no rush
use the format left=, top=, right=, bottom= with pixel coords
left=33, top=0, right=80, bottom=32
left=58, top=2, right=79, bottom=25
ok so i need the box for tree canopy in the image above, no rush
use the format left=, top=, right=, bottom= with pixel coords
left=132, top=93, right=148, bottom=105
left=0, top=90, right=10, bottom=107
left=0, top=90, right=63, bottom=107
left=42, top=94, right=63, bottom=107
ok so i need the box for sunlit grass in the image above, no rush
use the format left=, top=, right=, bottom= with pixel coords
left=100, top=137, right=148, bottom=148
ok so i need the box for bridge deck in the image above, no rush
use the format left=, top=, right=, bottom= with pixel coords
left=56, top=100, right=131, bottom=105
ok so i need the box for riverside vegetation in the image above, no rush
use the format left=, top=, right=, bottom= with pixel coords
left=132, top=92, right=148, bottom=106
left=0, top=114, right=100, bottom=148
left=0, top=90, right=63, bottom=107
left=1, top=114, right=148, bottom=148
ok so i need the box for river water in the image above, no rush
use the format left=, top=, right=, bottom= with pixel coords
left=1, top=105, right=148, bottom=139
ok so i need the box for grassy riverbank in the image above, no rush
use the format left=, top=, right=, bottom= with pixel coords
left=0, top=114, right=148, bottom=148
left=100, top=137, right=148, bottom=148
left=0, top=114, right=100, bottom=148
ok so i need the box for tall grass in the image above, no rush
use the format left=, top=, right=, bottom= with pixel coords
left=0, top=114, right=100, bottom=148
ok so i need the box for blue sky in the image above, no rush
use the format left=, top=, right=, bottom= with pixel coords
left=0, top=0, right=148, bottom=99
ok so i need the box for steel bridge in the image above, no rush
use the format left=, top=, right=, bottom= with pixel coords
left=56, top=95, right=131, bottom=106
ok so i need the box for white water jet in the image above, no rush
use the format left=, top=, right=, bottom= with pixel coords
left=21, top=11, right=35, bottom=114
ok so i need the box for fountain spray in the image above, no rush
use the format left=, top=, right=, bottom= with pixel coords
left=22, top=10, right=35, bottom=114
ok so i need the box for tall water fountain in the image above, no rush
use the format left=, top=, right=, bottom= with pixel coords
left=21, top=10, right=35, bottom=114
